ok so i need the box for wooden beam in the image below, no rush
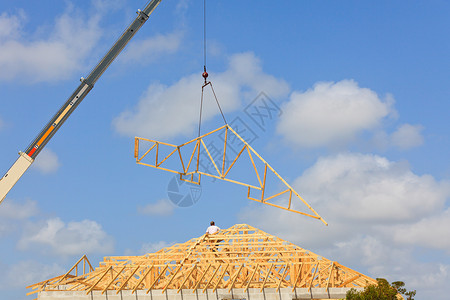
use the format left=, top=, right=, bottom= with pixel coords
left=260, top=263, right=274, bottom=292
left=325, top=262, right=334, bottom=290
left=162, top=265, right=183, bottom=293
left=101, top=265, right=126, bottom=294
left=213, top=263, right=229, bottom=292
left=116, top=266, right=140, bottom=294
left=276, top=264, right=289, bottom=292
left=338, top=274, right=361, bottom=288
left=86, top=266, right=112, bottom=295
left=202, top=265, right=221, bottom=293
left=177, top=264, right=197, bottom=293
left=227, top=263, right=244, bottom=292
left=291, top=263, right=303, bottom=291
left=132, top=265, right=154, bottom=294
left=192, top=263, right=211, bottom=292
left=308, top=263, right=319, bottom=292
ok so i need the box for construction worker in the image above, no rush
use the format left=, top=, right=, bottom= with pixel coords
left=206, top=221, right=221, bottom=252
left=206, top=221, right=220, bottom=235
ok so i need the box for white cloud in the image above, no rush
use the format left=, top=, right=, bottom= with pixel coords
left=175, top=0, right=190, bottom=21
left=18, top=217, right=114, bottom=256
left=390, top=123, right=424, bottom=149
left=240, top=152, right=450, bottom=247
left=0, top=11, right=25, bottom=40
left=32, top=148, right=60, bottom=174
left=0, top=199, right=38, bottom=220
left=0, top=199, right=39, bottom=237
left=123, top=240, right=176, bottom=256
left=0, top=2, right=184, bottom=83
left=113, top=52, right=290, bottom=139
left=121, top=31, right=183, bottom=64
left=0, top=223, right=7, bottom=237
left=293, top=153, right=449, bottom=222
left=239, top=152, right=450, bottom=298
left=138, top=199, right=174, bottom=216
left=327, top=235, right=450, bottom=296
left=329, top=235, right=411, bottom=276
left=0, top=6, right=101, bottom=82
left=0, top=260, right=64, bottom=289
left=277, top=80, right=395, bottom=148
left=92, top=0, right=124, bottom=11
left=384, top=208, right=450, bottom=251
left=139, top=240, right=175, bottom=254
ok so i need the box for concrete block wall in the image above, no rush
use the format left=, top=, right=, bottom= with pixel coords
left=38, top=287, right=363, bottom=300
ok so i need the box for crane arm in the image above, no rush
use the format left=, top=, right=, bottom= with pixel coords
left=0, top=0, right=162, bottom=205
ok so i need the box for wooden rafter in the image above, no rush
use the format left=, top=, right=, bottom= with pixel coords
left=134, top=125, right=327, bottom=225
left=28, top=224, right=376, bottom=295
left=26, top=254, right=94, bottom=296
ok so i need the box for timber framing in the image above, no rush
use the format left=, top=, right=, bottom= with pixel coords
left=134, top=125, right=327, bottom=225
left=27, top=224, right=376, bottom=297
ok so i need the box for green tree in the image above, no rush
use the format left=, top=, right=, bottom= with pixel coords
left=345, top=278, right=416, bottom=300
left=391, top=281, right=416, bottom=300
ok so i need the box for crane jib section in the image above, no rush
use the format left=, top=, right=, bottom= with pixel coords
left=26, top=83, right=92, bottom=158
left=24, top=0, right=162, bottom=159
left=0, top=0, right=162, bottom=204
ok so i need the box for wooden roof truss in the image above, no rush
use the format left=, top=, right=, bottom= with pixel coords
left=134, top=125, right=327, bottom=225
left=27, top=224, right=375, bottom=295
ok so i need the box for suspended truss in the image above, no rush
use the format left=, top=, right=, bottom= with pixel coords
left=27, top=224, right=376, bottom=296
left=134, top=125, right=327, bottom=225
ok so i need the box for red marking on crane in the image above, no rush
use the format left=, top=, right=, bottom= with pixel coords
left=28, top=147, right=37, bottom=157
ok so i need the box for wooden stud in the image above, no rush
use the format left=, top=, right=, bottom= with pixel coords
left=260, top=263, right=274, bottom=292
left=246, top=146, right=262, bottom=187
left=86, top=266, right=112, bottom=294
left=192, top=263, right=211, bottom=292
left=162, top=265, right=183, bottom=293
left=291, top=262, right=303, bottom=292
left=202, top=264, right=221, bottom=293
left=146, top=265, right=168, bottom=294
left=200, top=139, right=221, bottom=176
left=177, top=264, right=197, bottom=293
left=338, top=274, right=361, bottom=288
left=244, top=263, right=259, bottom=292
left=276, top=264, right=289, bottom=292
left=132, top=265, right=154, bottom=294
left=227, top=263, right=244, bottom=292
left=116, top=266, right=140, bottom=294
left=222, top=127, right=228, bottom=176
left=213, top=263, right=229, bottom=292
left=308, top=263, right=319, bottom=292
left=325, top=262, right=334, bottom=290
left=102, top=265, right=127, bottom=294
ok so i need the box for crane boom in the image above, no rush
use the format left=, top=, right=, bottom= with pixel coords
left=0, top=0, right=162, bottom=205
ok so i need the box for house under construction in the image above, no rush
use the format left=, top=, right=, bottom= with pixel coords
left=28, top=224, right=376, bottom=300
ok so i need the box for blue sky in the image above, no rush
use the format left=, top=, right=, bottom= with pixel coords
left=0, top=0, right=449, bottom=299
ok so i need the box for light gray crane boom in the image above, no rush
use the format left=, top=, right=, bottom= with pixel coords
left=0, top=0, right=162, bottom=205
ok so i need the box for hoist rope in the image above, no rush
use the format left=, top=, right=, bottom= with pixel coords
left=203, top=0, right=207, bottom=70
left=208, top=82, right=227, bottom=125
left=197, top=0, right=227, bottom=137
left=198, top=85, right=204, bottom=137
left=198, top=82, right=228, bottom=137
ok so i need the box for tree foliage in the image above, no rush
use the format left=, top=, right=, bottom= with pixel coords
left=346, top=278, right=416, bottom=300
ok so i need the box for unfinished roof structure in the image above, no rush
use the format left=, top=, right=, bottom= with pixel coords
left=28, top=224, right=376, bottom=300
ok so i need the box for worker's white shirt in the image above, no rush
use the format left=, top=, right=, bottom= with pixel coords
left=206, top=225, right=220, bottom=234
